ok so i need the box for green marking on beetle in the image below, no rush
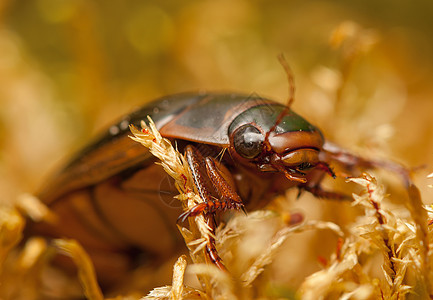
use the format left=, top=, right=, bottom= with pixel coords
left=229, top=104, right=318, bottom=134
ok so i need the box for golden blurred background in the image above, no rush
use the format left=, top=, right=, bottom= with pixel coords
left=1, top=0, right=433, bottom=297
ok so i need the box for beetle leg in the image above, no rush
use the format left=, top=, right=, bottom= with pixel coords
left=296, top=187, right=304, bottom=199
left=205, top=217, right=227, bottom=271
left=303, top=185, right=351, bottom=201
left=205, top=157, right=245, bottom=212
left=178, top=159, right=245, bottom=221
left=179, top=146, right=245, bottom=222
left=315, top=161, right=336, bottom=179
left=184, top=146, right=216, bottom=209
left=178, top=203, right=208, bottom=223
left=322, top=141, right=412, bottom=187
left=178, top=145, right=219, bottom=222
left=180, top=205, right=227, bottom=269
left=178, top=145, right=228, bottom=270
left=298, top=167, right=350, bottom=201
left=179, top=145, right=247, bottom=271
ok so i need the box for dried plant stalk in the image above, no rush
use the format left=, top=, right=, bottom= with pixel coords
left=0, top=207, right=25, bottom=268
left=15, top=193, right=58, bottom=223
left=299, top=173, right=431, bottom=300
left=171, top=255, right=187, bottom=300
left=240, top=219, right=344, bottom=287
left=54, top=239, right=104, bottom=300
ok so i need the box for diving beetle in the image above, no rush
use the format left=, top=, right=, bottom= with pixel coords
left=27, top=91, right=383, bottom=290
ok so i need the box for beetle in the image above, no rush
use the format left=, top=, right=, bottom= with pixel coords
left=27, top=91, right=394, bottom=292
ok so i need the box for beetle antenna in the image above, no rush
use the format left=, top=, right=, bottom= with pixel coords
left=277, top=53, right=295, bottom=108
left=264, top=54, right=296, bottom=148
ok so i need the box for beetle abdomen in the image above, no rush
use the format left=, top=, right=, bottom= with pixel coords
left=31, top=163, right=183, bottom=286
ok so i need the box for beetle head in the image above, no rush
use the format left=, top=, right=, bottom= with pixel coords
left=228, top=104, right=335, bottom=182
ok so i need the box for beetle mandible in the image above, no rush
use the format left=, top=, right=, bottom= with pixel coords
left=27, top=89, right=390, bottom=291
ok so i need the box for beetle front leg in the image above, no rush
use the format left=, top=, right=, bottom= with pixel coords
left=205, top=157, right=245, bottom=213
left=322, top=141, right=412, bottom=187
left=301, top=185, right=351, bottom=201
left=179, top=146, right=245, bottom=222
left=205, top=218, right=227, bottom=272
left=298, top=167, right=351, bottom=201
left=178, top=145, right=245, bottom=271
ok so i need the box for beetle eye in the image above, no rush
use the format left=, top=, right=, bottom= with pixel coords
left=233, top=124, right=264, bottom=159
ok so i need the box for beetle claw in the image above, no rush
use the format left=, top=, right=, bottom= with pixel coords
left=296, top=187, right=304, bottom=199
left=177, top=203, right=208, bottom=223
left=178, top=200, right=246, bottom=224
left=316, top=161, right=336, bottom=179
left=177, top=211, right=189, bottom=224
left=240, top=205, right=247, bottom=215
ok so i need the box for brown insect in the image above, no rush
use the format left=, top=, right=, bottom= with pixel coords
left=26, top=72, right=410, bottom=294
